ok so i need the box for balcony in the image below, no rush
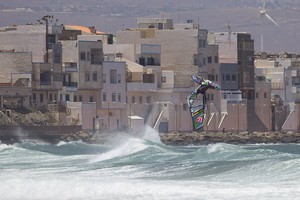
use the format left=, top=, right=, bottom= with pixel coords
left=64, top=62, right=78, bottom=72
left=63, top=82, right=78, bottom=92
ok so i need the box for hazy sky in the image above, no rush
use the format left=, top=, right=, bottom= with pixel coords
left=0, top=0, right=299, bottom=53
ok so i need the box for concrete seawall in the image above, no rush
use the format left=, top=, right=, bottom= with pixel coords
left=0, top=125, right=82, bottom=144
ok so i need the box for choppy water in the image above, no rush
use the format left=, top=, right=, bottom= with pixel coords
left=1, top=127, right=300, bottom=200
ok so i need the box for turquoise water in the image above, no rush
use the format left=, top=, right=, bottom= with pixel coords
left=1, top=127, right=300, bottom=200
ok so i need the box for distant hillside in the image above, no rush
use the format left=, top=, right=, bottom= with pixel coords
left=1, top=0, right=300, bottom=53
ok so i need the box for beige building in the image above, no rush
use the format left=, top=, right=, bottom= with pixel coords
left=0, top=52, right=32, bottom=108
left=116, top=18, right=222, bottom=132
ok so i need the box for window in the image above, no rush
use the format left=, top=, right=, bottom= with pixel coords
left=207, top=56, right=212, bottom=64
left=74, top=95, right=77, bottom=102
left=53, top=73, right=62, bottom=81
left=92, top=72, right=97, bottom=82
left=118, top=93, right=121, bottom=102
left=226, top=74, right=230, bottom=81
left=199, top=39, right=206, bottom=48
left=146, top=96, right=151, bottom=104
left=161, top=76, right=166, bottom=83
left=132, top=96, right=136, bottom=103
left=103, top=93, right=107, bottom=102
left=79, top=95, right=82, bottom=102
left=214, top=56, right=218, bottom=63
left=89, top=96, right=93, bottom=102
left=248, top=56, right=254, bottom=66
left=232, top=74, right=236, bottom=81
left=264, top=92, right=267, bottom=98
left=65, top=94, right=69, bottom=101
left=256, top=93, right=259, bottom=99
left=80, top=52, right=86, bottom=61
left=91, top=48, right=103, bottom=64
left=110, top=69, right=117, bottom=84
left=40, top=71, right=51, bottom=85
left=103, top=74, right=106, bottom=83
left=49, top=93, right=53, bottom=101
left=203, top=57, right=206, bottom=66
left=139, top=96, right=142, bottom=104
left=87, top=52, right=90, bottom=61
left=112, top=93, right=116, bottom=102
left=85, top=72, right=90, bottom=82
left=40, top=93, right=44, bottom=103
left=118, top=74, right=121, bottom=83
left=54, top=52, right=61, bottom=63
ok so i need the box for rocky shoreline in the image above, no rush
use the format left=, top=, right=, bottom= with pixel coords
left=159, top=131, right=300, bottom=145
left=60, top=130, right=300, bottom=145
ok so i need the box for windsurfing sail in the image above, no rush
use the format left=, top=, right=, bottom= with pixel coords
left=188, top=93, right=206, bottom=131
left=188, top=75, right=220, bottom=131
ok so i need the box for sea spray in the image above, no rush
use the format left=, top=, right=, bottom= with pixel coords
left=1, top=131, right=300, bottom=199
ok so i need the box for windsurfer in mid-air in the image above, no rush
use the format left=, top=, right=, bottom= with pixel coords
left=187, top=75, right=220, bottom=109
left=187, top=74, right=220, bottom=130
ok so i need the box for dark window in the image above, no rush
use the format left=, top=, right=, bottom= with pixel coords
left=89, top=96, right=93, bottom=102
left=103, top=93, right=106, bottom=102
left=66, top=94, right=70, bottom=101
left=214, top=56, right=218, bottom=63
left=103, top=74, right=106, bottom=83
left=54, top=52, right=61, bottom=63
left=264, top=93, right=267, bottom=98
left=146, top=96, right=151, bottom=104
left=92, top=72, right=97, bottom=81
left=40, top=71, right=51, bottom=85
left=143, top=74, right=155, bottom=83
left=139, top=96, right=142, bottom=104
left=207, top=56, right=212, bottom=64
left=226, top=74, right=230, bottom=81
left=118, top=93, right=121, bottom=102
left=91, top=48, right=103, bottom=64
left=118, top=74, right=121, bottom=83
left=80, top=52, right=86, bottom=61
left=40, top=93, right=44, bottom=103
left=161, top=76, right=166, bottom=83
left=79, top=95, right=82, bottom=102
left=256, top=93, right=259, bottom=99
left=112, top=93, right=116, bottom=102
left=232, top=74, right=236, bottom=81
left=85, top=72, right=90, bottom=82
left=110, top=69, right=117, bottom=84
left=74, top=95, right=77, bottom=102
left=132, top=96, right=135, bottom=103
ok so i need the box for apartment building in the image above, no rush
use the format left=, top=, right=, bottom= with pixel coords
left=254, top=52, right=300, bottom=131
left=116, top=18, right=221, bottom=132
left=98, top=60, right=127, bottom=130
left=209, top=30, right=264, bottom=131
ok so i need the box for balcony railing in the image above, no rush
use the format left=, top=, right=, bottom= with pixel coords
left=63, top=82, right=78, bottom=87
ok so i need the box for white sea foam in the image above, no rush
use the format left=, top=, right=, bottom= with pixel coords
left=90, top=138, right=147, bottom=162
left=143, top=126, right=162, bottom=144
